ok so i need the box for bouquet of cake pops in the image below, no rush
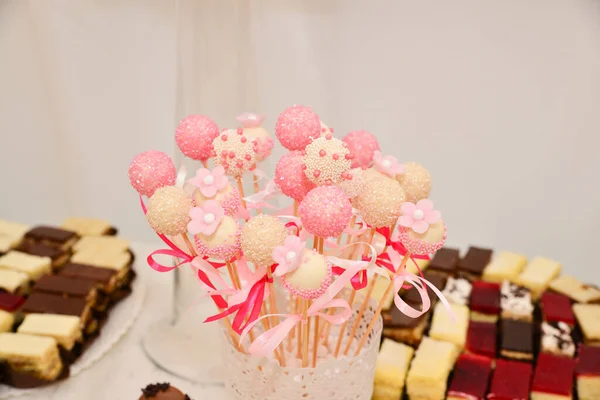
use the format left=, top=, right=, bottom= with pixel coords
left=128, top=106, right=448, bottom=372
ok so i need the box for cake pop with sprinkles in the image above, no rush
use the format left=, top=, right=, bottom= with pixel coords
left=274, top=151, right=315, bottom=201
left=189, top=200, right=241, bottom=261
left=280, top=248, right=332, bottom=300
left=237, top=113, right=274, bottom=162
left=275, top=105, right=321, bottom=151
left=397, top=199, right=446, bottom=255
left=302, top=136, right=352, bottom=186
left=342, top=130, right=380, bottom=170
left=188, top=166, right=240, bottom=216
left=397, top=162, right=432, bottom=203
left=175, top=114, right=220, bottom=163
left=241, top=215, right=287, bottom=267
left=353, top=175, right=405, bottom=228
left=337, top=167, right=365, bottom=199
left=146, top=186, right=193, bottom=236
left=128, top=150, right=176, bottom=197
left=212, top=129, right=257, bottom=179
left=299, top=186, right=352, bottom=238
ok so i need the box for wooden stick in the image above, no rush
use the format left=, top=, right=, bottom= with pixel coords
left=267, top=268, right=286, bottom=366
left=333, top=290, right=356, bottom=357
left=302, top=299, right=309, bottom=367
left=289, top=297, right=299, bottom=353
left=293, top=200, right=298, bottom=216
left=181, top=234, right=197, bottom=257
left=201, top=160, right=208, bottom=168
left=312, top=315, right=319, bottom=367
left=237, top=178, right=247, bottom=210
left=354, top=253, right=411, bottom=356
left=252, top=174, right=261, bottom=214
left=297, top=307, right=302, bottom=359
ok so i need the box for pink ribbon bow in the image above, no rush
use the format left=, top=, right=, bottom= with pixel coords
left=392, top=270, right=454, bottom=320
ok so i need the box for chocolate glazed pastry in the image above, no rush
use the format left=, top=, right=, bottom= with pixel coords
left=0, top=362, right=70, bottom=389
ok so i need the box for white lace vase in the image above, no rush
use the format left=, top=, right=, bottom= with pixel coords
left=220, top=297, right=382, bottom=400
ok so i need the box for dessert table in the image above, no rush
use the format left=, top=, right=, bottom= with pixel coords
left=15, top=242, right=227, bottom=400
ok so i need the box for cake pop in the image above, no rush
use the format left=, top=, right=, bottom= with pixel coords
left=397, top=162, right=432, bottom=203
left=299, top=186, right=352, bottom=238
left=236, top=113, right=274, bottom=162
left=274, top=151, right=315, bottom=201
left=146, top=186, right=193, bottom=236
left=241, top=215, right=287, bottom=267
left=193, top=184, right=240, bottom=217
left=275, top=105, right=321, bottom=151
left=302, top=136, right=352, bottom=186
left=397, top=199, right=446, bottom=255
left=128, top=150, right=176, bottom=197
left=373, top=151, right=405, bottom=179
left=342, top=130, right=380, bottom=170
left=353, top=175, right=405, bottom=228
left=212, top=129, right=257, bottom=178
left=188, top=166, right=240, bottom=216
left=280, top=248, right=332, bottom=299
left=190, top=201, right=241, bottom=260
left=175, top=114, right=220, bottom=163
left=337, top=167, right=365, bottom=199
left=139, top=382, right=190, bottom=400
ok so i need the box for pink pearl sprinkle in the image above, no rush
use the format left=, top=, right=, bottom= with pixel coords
left=240, top=136, right=247, bottom=143
left=236, top=127, right=243, bottom=135
left=236, top=160, right=243, bottom=168
left=332, top=153, right=339, bottom=160
left=221, top=134, right=228, bottom=141
left=325, top=134, right=332, bottom=140
left=319, top=150, right=326, bottom=157
left=301, top=164, right=307, bottom=170
left=244, top=154, right=252, bottom=161
left=228, top=151, right=235, bottom=159
left=221, top=150, right=228, bottom=157
left=313, top=170, right=321, bottom=178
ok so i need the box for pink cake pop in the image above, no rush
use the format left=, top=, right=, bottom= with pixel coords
left=236, top=113, right=274, bottom=162
left=175, top=115, right=220, bottom=163
left=146, top=186, right=193, bottom=236
left=299, top=186, right=352, bottom=238
left=274, top=151, right=315, bottom=201
left=397, top=199, right=446, bottom=255
left=342, top=130, right=380, bottom=170
left=128, top=150, right=176, bottom=197
left=353, top=175, right=405, bottom=228
left=241, top=215, right=287, bottom=267
left=188, top=166, right=240, bottom=216
left=302, top=136, right=352, bottom=186
left=275, top=105, right=321, bottom=151
left=212, top=129, right=257, bottom=178
left=280, top=248, right=332, bottom=299
left=190, top=201, right=241, bottom=261
left=397, top=162, right=432, bottom=203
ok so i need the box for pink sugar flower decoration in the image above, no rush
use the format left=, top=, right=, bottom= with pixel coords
left=236, top=113, right=266, bottom=128
left=188, top=166, right=229, bottom=198
left=272, top=236, right=306, bottom=277
left=398, top=199, right=441, bottom=234
left=187, top=200, right=225, bottom=236
left=373, top=151, right=405, bottom=178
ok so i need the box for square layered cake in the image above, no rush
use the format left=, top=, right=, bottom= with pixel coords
left=406, top=337, right=458, bottom=400
left=517, top=256, right=561, bottom=299
left=573, top=304, right=600, bottom=346
left=382, top=306, right=430, bottom=346
left=429, top=302, right=469, bottom=349
left=540, top=292, right=575, bottom=326
left=441, top=277, right=472, bottom=306
left=470, top=281, right=501, bottom=322
left=482, top=251, right=527, bottom=283
left=500, top=319, right=533, bottom=361
left=373, top=339, right=414, bottom=400
left=428, top=247, right=460, bottom=276
left=500, top=280, right=534, bottom=321
left=550, top=275, right=600, bottom=304
left=541, top=321, right=575, bottom=358
left=466, top=321, right=497, bottom=358
left=447, top=353, right=493, bottom=400
left=487, top=359, right=532, bottom=400
left=576, top=345, right=600, bottom=400
left=458, top=246, right=493, bottom=281
left=531, top=352, right=576, bottom=400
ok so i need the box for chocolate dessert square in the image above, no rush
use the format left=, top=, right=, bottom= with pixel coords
left=24, top=226, right=78, bottom=251
left=500, top=280, right=534, bottom=321
left=541, top=321, right=575, bottom=358
left=540, top=292, right=575, bottom=326
left=500, top=319, right=533, bottom=361
left=401, top=271, right=446, bottom=308
left=0, top=292, right=25, bottom=313
left=58, top=263, right=118, bottom=293
left=447, top=353, right=493, bottom=400
left=466, top=321, right=497, bottom=358
left=576, top=345, right=600, bottom=400
left=458, top=246, right=492, bottom=280
left=16, top=242, right=69, bottom=269
left=22, top=293, right=90, bottom=326
left=441, top=277, right=472, bottom=306
left=470, top=281, right=500, bottom=322
left=428, top=247, right=460, bottom=275
left=531, top=353, right=576, bottom=400
left=488, top=359, right=532, bottom=400
left=33, top=275, right=98, bottom=304
left=382, top=307, right=430, bottom=346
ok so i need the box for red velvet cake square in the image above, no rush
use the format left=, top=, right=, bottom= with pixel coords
left=470, top=281, right=501, bottom=314
left=532, top=352, right=576, bottom=399
left=487, top=359, right=532, bottom=400
left=447, top=353, right=493, bottom=400
left=540, top=292, right=575, bottom=326
left=576, top=345, right=600, bottom=400
left=466, top=320, right=497, bottom=358
left=0, top=292, right=25, bottom=313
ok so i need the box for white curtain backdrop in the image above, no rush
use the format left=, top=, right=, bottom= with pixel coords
left=1, top=0, right=600, bottom=281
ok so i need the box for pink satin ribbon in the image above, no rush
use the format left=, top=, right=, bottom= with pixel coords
left=392, top=270, right=454, bottom=320
left=240, top=298, right=352, bottom=358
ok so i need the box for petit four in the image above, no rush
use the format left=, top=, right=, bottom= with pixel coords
left=16, top=242, right=69, bottom=269
left=531, top=352, right=576, bottom=400
left=470, top=281, right=501, bottom=322
left=541, top=321, right=575, bottom=358
left=373, top=339, right=414, bottom=400
left=540, top=292, right=575, bottom=326
left=457, top=246, right=492, bottom=281
left=382, top=307, right=430, bottom=346
left=500, top=319, right=533, bottom=361
left=24, top=226, right=78, bottom=251
left=0, top=251, right=51, bottom=280
left=22, top=292, right=91, bottom=327
left=73, top=235, right=130, bottom=254
left=466, top=321, right=497, bottom=358
left=428, top=247, right=460, bottom=276
left=139, top=382, right=191, bottom=400
left=576, top=345, right=600, bottom=400
left=18, top=313, right=82, bottom=351
left=573, top=303, right=600, bottom=346
left=482, top=251, right=527, bottom=283
left=0, top=292, right=25, bottom=313
left=0, top=268, right=29, bottom=294
left=500, top=280, right=533, bottom=321
left=441, top=277, right=472, bottom=306
left=517, top=256, right=561, bottom=299
left=70, top=249, right=131, bottom=273
left=0, top=236, right=14, bottom=254
left=0, top=332, right=64, bottom=381
left=61, top=217, right=114, bottom=236
left=34, top=275, right=99, bottom=304
left=0, top=309, right=14, bottom=332
left=0, top=220, right=30, bottom=251
left=447, top=353, right=493, bottom=400
left=58, top=262, right=118, bottom=293
left=429, top=302, right=469, bottom=349
left=550, top=275, right=600, bottom=304
left=487, top=359, right=532, bottom=400
left=406, top=337, right=458, bottom=400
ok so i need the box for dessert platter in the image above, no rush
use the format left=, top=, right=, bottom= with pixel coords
left=0, top=218, right=145, bottom=398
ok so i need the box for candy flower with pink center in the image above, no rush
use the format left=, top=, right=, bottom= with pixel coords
left=188, top=166, right=229, bottom=198
left=373, top=151, right=405, bottom=178
left=272, top=236, right=306, bottom=276
left=398, top=199, right=441, bottom=234
left=187, top=200, right=224, bottom=236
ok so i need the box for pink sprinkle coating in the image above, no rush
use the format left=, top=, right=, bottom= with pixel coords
left=303, top=136, right=351, bottom=186
left=254, top=136, right=274, bottom=162
left=281, top=264, right=333, bottom=300
left=128, top=150, right=176, bottom=197
left=175, top=115, right=220, bottom=162
left=397, top=222, right=447, bottom=256
left=342, top=130, right=380, bottom=169
left=299, top=186, right=352, bottom=238
left=275, top=151, right=315, bottom=201
left=212, top=129, right=257, bottom=178
left=275, top=105, right=321, bottom=151
left=194, top=219, right=241, bottom=261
